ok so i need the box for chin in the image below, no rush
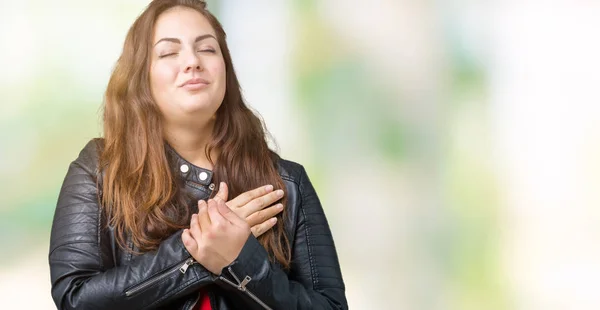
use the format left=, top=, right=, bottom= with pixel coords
left=179, top=98, right=221, bottom=115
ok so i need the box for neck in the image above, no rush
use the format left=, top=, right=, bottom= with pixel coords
left=163, top=117, right=217, bottom=170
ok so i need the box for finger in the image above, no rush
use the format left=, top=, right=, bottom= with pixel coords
left=206, top=199, right=227, bottom=226
left=181, top=229, right=198, bottom=253
left=251, top=217, right=278, bottom=237
left=246, top=203, right=283, bottom=227
left=228, top=184, right=274, bottom=209
left=188, top=215, right=202, bottom=241
left=244, top=189, right=285, bottom=216
left=216, top=199, right=246, bottom=226
left=197, top=200, right=211, bottom=228
left=213, top=182, right=228, bottom=203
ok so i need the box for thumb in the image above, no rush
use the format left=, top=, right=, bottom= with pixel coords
left=214, top=182, right=228, bottom=203
left=181, top=229, right=198, bottom=255
left=216, top=199, right=244, bottom=226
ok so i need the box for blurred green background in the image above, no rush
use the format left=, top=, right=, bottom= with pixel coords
left=1, top=1, right=600, bottom=309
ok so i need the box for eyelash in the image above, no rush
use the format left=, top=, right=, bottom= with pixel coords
left=158, top=53, right=177, bottom=58
left=158, top=49, right=216, bottom=58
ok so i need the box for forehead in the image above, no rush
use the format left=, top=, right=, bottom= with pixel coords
left=153, top=6, right=216, bottom=42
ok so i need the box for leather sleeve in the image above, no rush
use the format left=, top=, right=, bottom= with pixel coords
left=49, top=140, right=212, bottom=310
left=216, top=165, right=348, bottom=310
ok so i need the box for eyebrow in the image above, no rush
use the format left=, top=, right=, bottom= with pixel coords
left=153, top=34, right=216, bottom=47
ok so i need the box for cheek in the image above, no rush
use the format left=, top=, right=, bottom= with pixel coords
left=208, top=60, right=227, bottom=93
left=150, top=63, right=177, bottom=93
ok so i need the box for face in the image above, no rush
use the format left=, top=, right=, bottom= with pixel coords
left=150, top=6, right=226, bottom=124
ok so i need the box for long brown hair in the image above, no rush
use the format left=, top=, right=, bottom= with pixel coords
left=100, top=0, right=290, bottom=268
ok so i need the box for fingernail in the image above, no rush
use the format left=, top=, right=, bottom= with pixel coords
left=276, top=190, right=284, bottom=197
left=271, top=218, right=278, bottom=224
left=277, top=203, right=283, bottom=210
left=198, top=200, right=205, bottom=206
left=266, top=185, right=274, bottom=192
left=220, top=182, right=225, bottom=188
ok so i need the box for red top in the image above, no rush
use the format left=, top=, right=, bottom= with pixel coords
left=193, top=291, right=211, bottom=310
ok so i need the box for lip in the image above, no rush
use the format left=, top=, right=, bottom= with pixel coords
left=180, top=78, right=209, bottom=90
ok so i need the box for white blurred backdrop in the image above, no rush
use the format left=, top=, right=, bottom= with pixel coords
left=1, top=1, right=599, bottom=309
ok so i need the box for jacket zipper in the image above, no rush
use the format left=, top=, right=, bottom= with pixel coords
left=179, top=257, right=197, bottom=274
left=219, top=267, right=272, bottom=310
left=184, top=292, right=201, bottom=310
left=125, top=257, right=196, bottom=297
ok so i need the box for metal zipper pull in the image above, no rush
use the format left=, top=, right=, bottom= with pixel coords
left=179, top=257, right=196, bottom=274
left=239, top=276, right=252, bottom=291
left=218, top=272, right=270, bottom=310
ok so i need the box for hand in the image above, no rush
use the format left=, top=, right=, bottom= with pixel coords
left=213, top=182, right=284, bottom=237
left=182, top=199, right=251, bottom=275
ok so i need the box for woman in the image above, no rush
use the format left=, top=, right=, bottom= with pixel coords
left=48, top=0, right=347, bottom=309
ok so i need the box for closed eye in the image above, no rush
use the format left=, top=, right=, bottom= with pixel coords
left=198, top=49, right=216, bottom=53
left=158, top=53, right=178, bottom=58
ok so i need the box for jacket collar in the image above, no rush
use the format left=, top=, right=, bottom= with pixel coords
left=164, top=143, right=214, bottom=187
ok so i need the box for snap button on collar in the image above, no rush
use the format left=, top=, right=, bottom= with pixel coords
left=180, top=164, right=189, bottom=173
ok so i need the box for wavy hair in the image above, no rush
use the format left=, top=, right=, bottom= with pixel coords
left=100, top=0, right=290, bottom=268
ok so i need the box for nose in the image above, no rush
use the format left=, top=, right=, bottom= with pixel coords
left=183, top=50, right=203, bottom=73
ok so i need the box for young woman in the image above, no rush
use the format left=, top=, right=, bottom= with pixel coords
left=48, top=0, right=347, bottom=309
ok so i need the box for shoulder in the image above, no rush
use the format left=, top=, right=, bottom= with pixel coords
left=276, top=157, right=308, bottom=185
left=71, top=138, right=105, bottom=174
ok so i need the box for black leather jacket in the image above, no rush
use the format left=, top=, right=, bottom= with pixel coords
left=49, top=139, right=347, bottom=310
